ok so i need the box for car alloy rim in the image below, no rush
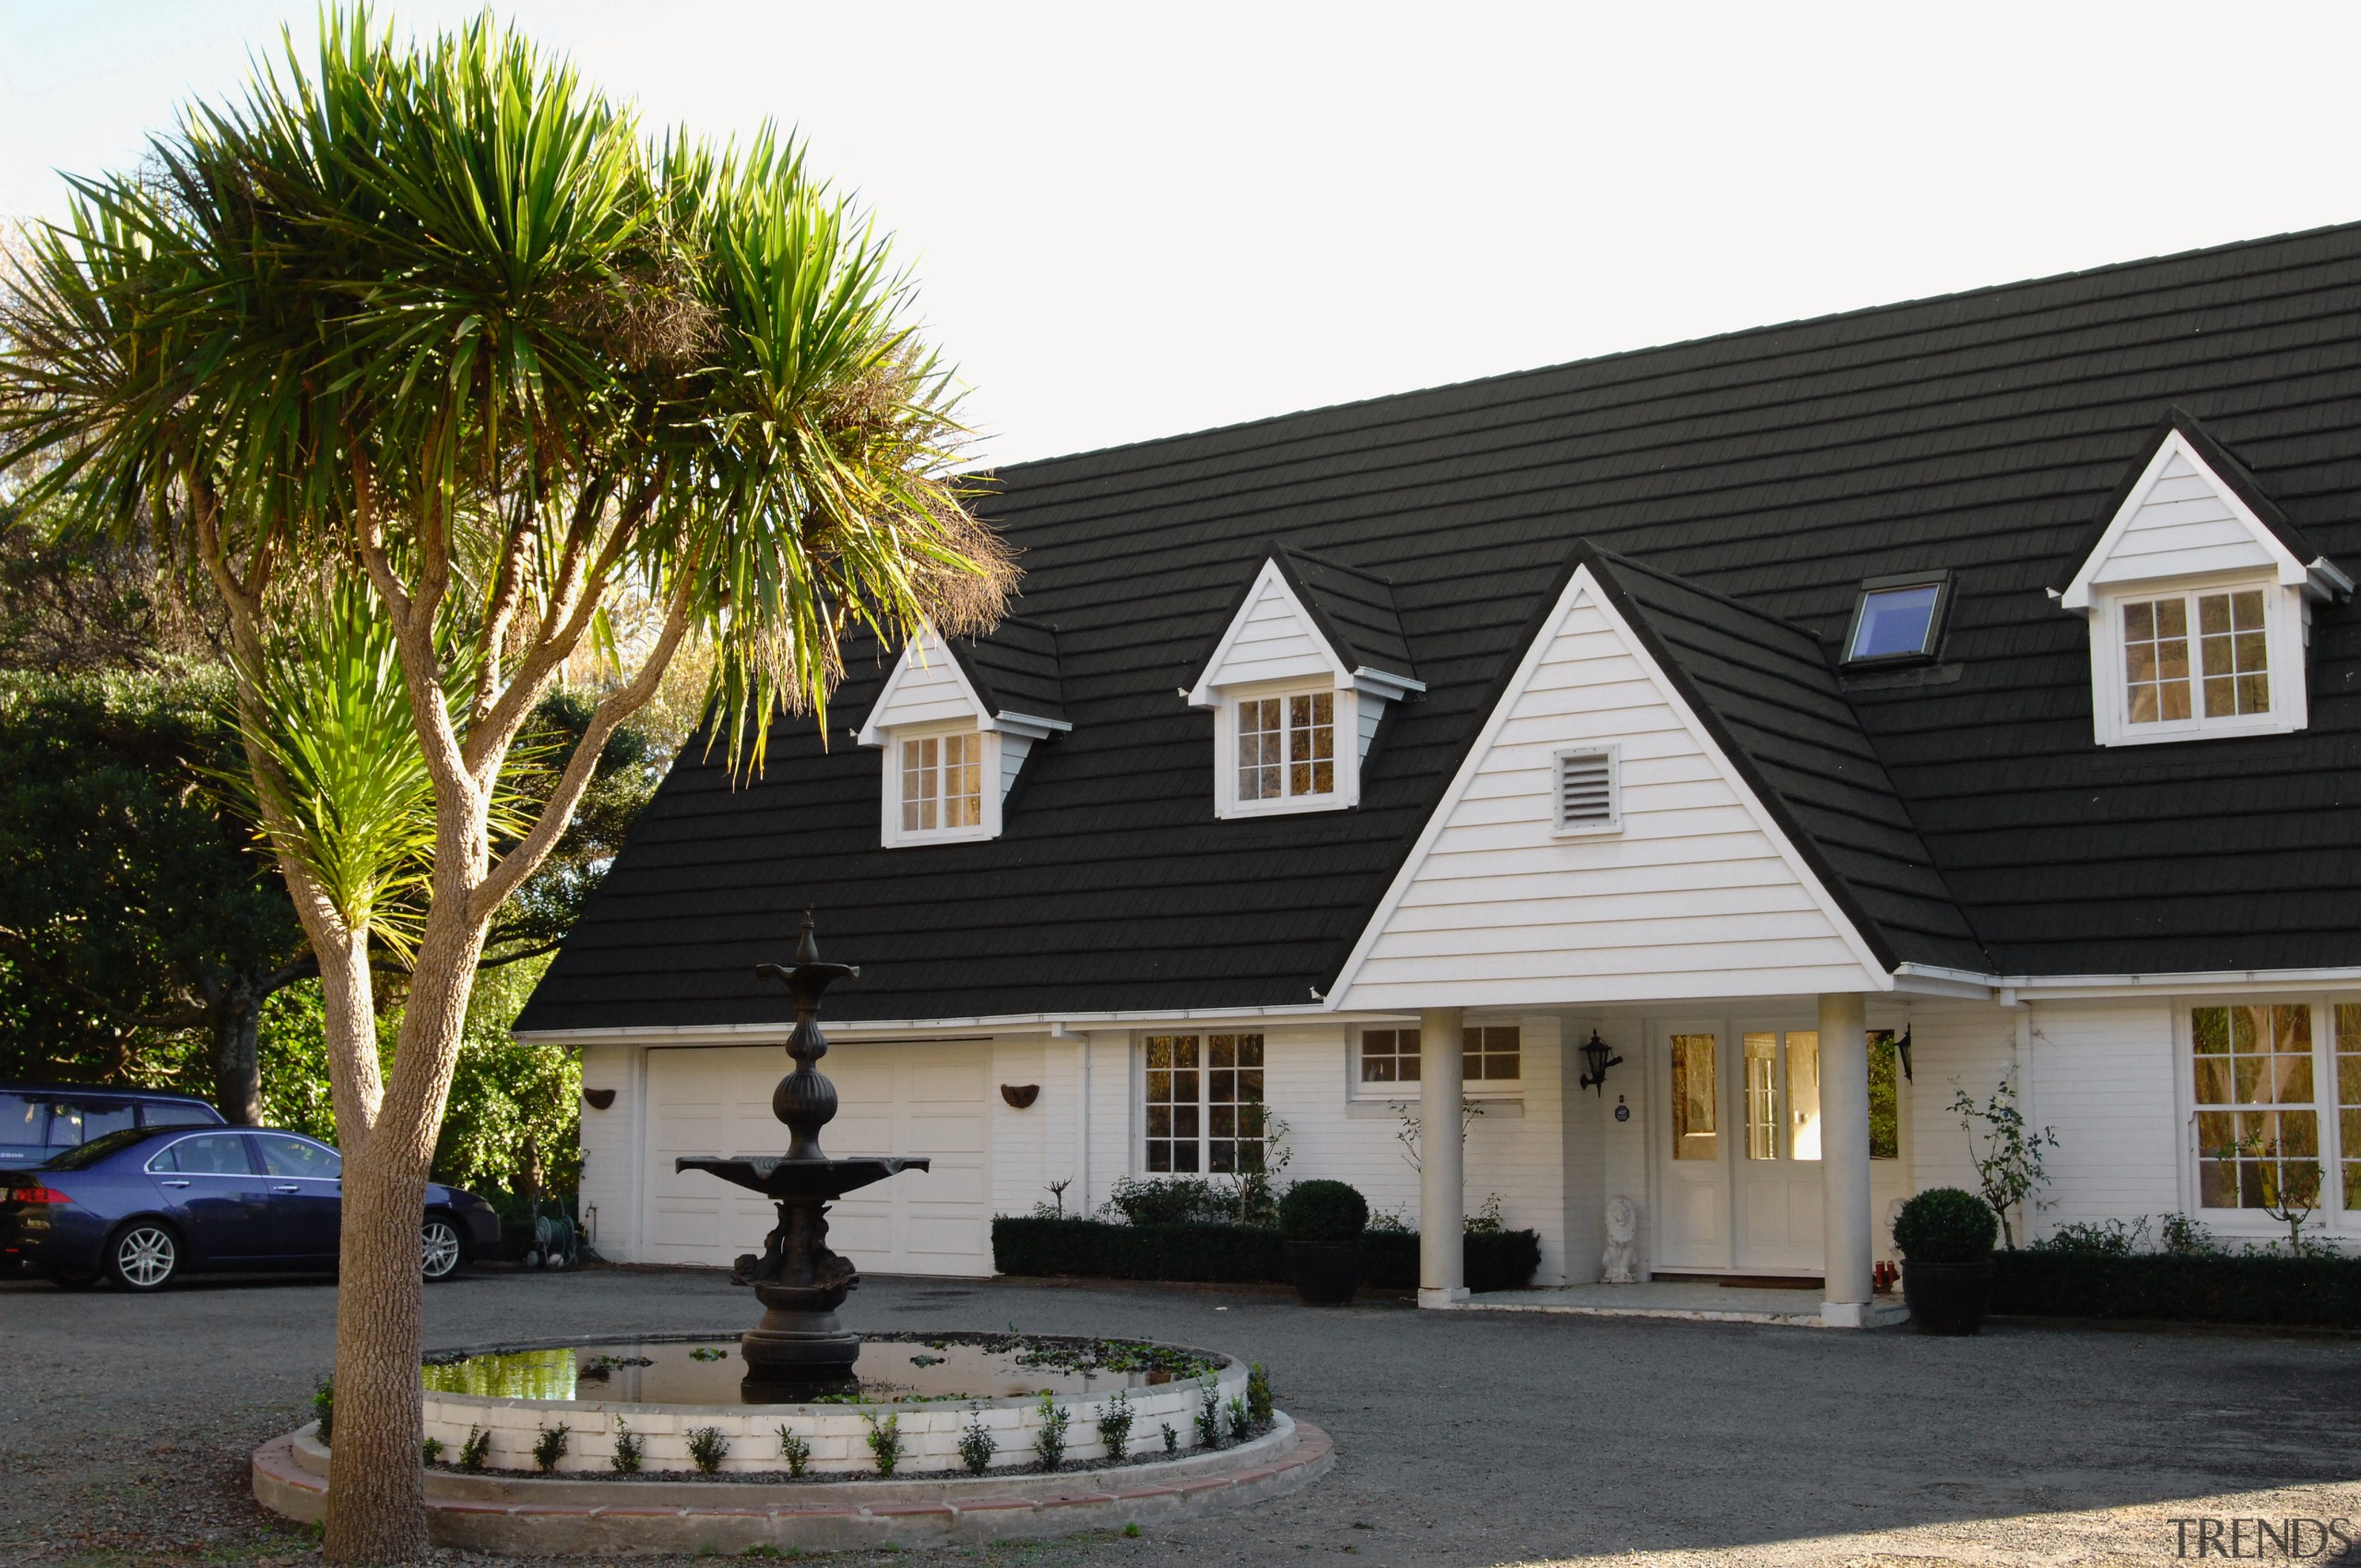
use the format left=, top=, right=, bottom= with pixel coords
left=118, top=1228, right=174, bottom=1287
left=421, top=1220, right=461, bottom=1277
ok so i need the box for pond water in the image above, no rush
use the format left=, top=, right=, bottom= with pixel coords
left=420, top=1333, right=1222, bottom=1408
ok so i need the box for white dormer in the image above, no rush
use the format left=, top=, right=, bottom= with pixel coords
left=859, top=624, right=1069, bottom=847
left=1187, top=549, right=1421, bottom=818
left=2058, top=415, right=2350, bottom=748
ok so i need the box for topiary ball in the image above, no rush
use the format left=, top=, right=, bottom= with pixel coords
left=1277, top=1180, right=1369, bottom=1241
left=1892, top=1187, right=1999, bottom=1263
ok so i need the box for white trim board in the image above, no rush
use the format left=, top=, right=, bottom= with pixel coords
left=1324, top=563, right=1892, bottom=1012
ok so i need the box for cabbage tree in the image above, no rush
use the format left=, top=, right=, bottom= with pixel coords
left=0, top=11, right=1010, bottom=1558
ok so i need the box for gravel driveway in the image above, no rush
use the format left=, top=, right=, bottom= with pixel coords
left=4, top=1264, right=2357, bottom=1567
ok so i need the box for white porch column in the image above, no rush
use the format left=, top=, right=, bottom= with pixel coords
left=1818, top=992, right=1874, bottom=1327
left=1418, top=1006, right=1468, bottom=1307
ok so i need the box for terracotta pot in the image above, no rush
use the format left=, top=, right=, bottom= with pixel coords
left=1285, top=1239, right=1365, bottom=1306
left=1902, top=1258, right=1993, bottom=1336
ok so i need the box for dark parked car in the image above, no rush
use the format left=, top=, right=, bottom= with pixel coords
left=1, top=1081, right=226, bottom=1170
left=0, top=1124, right=500, bottom=1290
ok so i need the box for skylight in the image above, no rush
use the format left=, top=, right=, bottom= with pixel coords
left=1844, top=574, right=1950, bottom=665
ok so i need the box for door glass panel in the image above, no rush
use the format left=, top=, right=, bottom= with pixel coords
left=1670, top=1034, right=1717, bottom=1159
left=1786, top=1032, right=1821, bottom=1162
left=2340, top=1004, right=2361, bottom=1211
left=43, top=1102, right=136, bottom=1146
left=1743, top=1034, right=1779, bottom=1160
left=1868, top=1032, right=1901, bottom=1159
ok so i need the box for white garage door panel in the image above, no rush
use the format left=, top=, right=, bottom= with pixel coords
left=642, top=1044, right=993, bottom=1277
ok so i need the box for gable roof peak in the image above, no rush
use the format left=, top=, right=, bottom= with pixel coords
left=2056, top=410, right=2351, bottom=609
left=1186, top=543, right=1422, bottom=707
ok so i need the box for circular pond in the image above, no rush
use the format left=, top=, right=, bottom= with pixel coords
left=414, top=1332, right=1252, bottom=1479
left=422, top=1331, right=1221, bottom=1408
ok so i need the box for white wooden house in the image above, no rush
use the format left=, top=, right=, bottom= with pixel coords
left=519, top=223, right=2361, bottom=1323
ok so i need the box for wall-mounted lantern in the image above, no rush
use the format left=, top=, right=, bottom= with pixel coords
left=1578, top=1030, right=1624, bottom=1096
left=1894, top=1028, right=1915, bottom=1083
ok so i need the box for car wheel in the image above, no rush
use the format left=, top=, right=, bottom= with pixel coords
left=106, top=1222, right=182, bottom=1291
left=421, top=1217, right=466, bottom=1282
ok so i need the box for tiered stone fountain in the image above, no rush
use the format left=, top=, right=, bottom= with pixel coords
left=250, top=917, right=1331, bottom=1554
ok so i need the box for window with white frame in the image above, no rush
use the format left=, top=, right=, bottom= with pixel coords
left=896, top=730, right=985, bottom=839
left=1143, top=1033, right=1264, bottom=1173
left=2089, top=577, right=2310, bottom=746
left=1352, top=1024, right=1520, bottom=1096
left=2187, top=1002, right=2361, bottom=1218
left=1236, top=691, right=1334, bottom=804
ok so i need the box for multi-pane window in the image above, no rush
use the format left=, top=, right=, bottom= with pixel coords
left=2124, top=589, right=2272, bottom=728
left=1359, top=1028, right=1419, bottom=1087
left=1464, top=1025, right=1520, bottom=1083
left=900, top=731, right=983, bottom=835
left=1237, top=691, right=1334, bottom=802
left=2192, top=1004, right=2319, bottom=1210
left=2123, top=597, right=2192, bottom=724
left=2198, top=589, right=2271, bottom=717
left=1144, top=1033, right=1264, bottom=1173
left=1354, top=1026, right=1518, bottom=1094
left=1743, top=1034, right=1779, bottom=1161
left=1670, top=1033, right=1717, bottom=1160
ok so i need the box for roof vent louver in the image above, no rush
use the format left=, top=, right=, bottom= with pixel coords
left=1553, top=746, right=1620, bottom=836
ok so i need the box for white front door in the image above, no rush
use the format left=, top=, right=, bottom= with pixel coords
left=1731, top=1029, right=1825, bottom=1273
left=1652, top=1017, right=1830, bottom=1277
left=640, top=1042, right=994, bottom=1278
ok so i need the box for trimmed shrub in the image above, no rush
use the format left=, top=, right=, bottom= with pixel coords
left=1278, top=1181, right=1368, bottom=1241
left=1893, top=1187, right=1997, bottom=1263
left=1992, top=1251, right=2361, bottom=1328
left=991, top=1217, right=1540, bottom=1291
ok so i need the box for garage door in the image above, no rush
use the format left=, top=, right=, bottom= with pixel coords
left=642, top=1043, right=992, bottom=1278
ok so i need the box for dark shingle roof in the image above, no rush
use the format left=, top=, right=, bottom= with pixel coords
left=945, top=616, right=1065, bottom=726
left=1271, top=545, right=1417, bottom=683
left=520, top=220, right=2361, bottom=1032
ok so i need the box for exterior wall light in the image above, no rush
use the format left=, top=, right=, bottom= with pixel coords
left=1894, top=1028, right=1915, bottom=1083
left=1578, top=1030, right=1624, bottom=1096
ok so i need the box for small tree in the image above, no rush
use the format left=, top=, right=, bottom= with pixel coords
left=0, top=14, right=1010, bottom=1559
left=1950, top=1077, right=2058, bottom=1249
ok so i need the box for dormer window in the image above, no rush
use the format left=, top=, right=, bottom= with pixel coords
left=1844, top=573, right=1950, bottom=665
left=1189, top=546, right=1420, bottom=820
left=860, top=620, right=1068, bottom=847
left=2057, top=412, right=2349, bottom=749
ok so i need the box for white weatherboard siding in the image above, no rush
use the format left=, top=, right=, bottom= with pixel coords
left=575, top=1041, right=641, bottom=1261
left=636, top=1041, right=994, bottom=1277
left=2027, top=1001, right=2180, bottom=1231
left=1337, top=573, right=1883, bottom=1012
left=2085, top=452, right=2279, bottom=587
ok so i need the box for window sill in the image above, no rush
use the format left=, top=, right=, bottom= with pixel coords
left=1346, top=1097, right=1524, bottom=1119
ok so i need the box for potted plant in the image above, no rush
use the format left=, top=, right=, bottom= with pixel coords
left=1892, top=1186, right=1998, bottom=1336
left=1278, top=1180, right=1368, bottom=1306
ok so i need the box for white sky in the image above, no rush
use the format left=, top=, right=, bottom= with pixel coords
left=6, top=2, right=2361, bottom=469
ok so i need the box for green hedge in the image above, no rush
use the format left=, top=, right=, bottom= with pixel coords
left=1992, top=1250, right=2361, bottom=1328
left=991, top=1218, right=1540, bottom=1293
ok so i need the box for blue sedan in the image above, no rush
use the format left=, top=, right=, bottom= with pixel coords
left=0, top=1124, right=501, bottom=1290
